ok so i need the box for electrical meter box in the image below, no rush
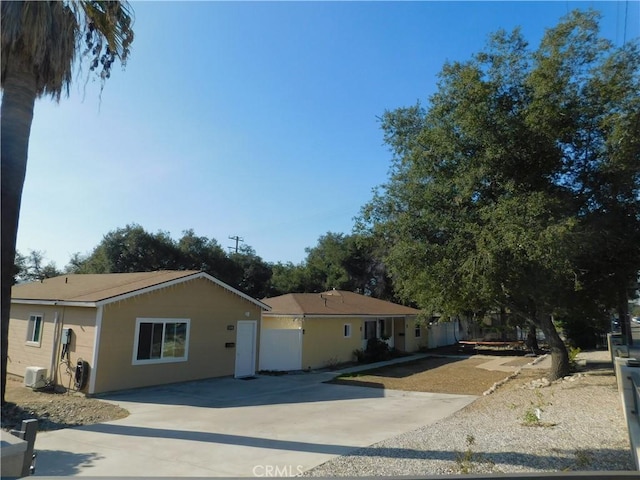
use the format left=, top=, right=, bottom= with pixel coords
left=61, top=328, right=72, bottom=345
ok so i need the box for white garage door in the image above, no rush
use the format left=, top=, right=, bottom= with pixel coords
left=259, top=329, right=302, bottom=371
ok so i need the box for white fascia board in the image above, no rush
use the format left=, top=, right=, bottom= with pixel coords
left=11, top=299, right=97, bottom=308
left=96, top=271, right=271, bottom=310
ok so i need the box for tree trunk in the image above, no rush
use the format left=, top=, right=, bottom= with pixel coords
left=525, top=323, right=539, bottom=352
left=618, top=287, right=632, bottom=346
left=537, top=314, right=570, bottom=380
left=499, top=307, right=507, bottom=340
left=1, top=57, right=37, bottom=405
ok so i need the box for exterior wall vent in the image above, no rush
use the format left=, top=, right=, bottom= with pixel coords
left=24, top=367, right=47, bottom=389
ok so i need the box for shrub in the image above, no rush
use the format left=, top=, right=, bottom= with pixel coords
left=353, top=349, right=365, bottom=363
left=365, top=337, right=391, bottom=363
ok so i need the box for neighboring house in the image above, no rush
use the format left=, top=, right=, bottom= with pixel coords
left=259, top=289, right=425, bottom=371
left=9, top=271, right=269, bottom=395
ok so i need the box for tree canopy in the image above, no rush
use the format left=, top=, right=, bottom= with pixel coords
left=359, top=10, right=640, bottom=379
left=72, top=224, right=270, bottom=298
left=14, top=250, right=62, bottom=284
left=71, top=225, right=392, bottom=301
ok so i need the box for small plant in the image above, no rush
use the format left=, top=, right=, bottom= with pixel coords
left=353, top=348, right=365, bottom=363
left=523, top=407, right=540, bottom=425
left=521, top=390, right=557, bottom=427
left=568, top=345, right=582, bottom=372
left=574, top=449, right=592, bottom=469
left=454, top=434, right=496, bottom=474
left=455, top=434, right=476, bottom=474
left=324, top=356, right=340, bottom=370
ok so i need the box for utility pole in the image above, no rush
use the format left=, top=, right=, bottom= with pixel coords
left=228, top=235, right=244, bottom=254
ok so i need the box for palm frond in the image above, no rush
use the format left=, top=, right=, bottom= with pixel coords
left=78, top=1, right=134, bottom=63
left=1, top=1, right=77, bottom=99
left=1, top=0, right=134, bottom=99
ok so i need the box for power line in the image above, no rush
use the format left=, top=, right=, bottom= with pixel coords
left=616, top=0, right=621, bottom=46
left=623, top=0, right=629, bottom=45
left=228, top=235, right=244, bottom=254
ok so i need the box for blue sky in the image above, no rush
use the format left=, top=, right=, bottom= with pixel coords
left=16, top=1, right=639, bottom=269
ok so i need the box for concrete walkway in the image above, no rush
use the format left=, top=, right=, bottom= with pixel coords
left=31, top=358, right=476, bottom=477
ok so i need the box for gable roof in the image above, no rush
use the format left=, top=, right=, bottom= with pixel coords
left=262, top=290, right=420, bottom=317
left=11, top=271, right=269, bottom=310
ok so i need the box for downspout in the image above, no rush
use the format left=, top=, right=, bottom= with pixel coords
left=88, top=305, right=104, bottom=395
left=48, top=310, right=60, bottom=384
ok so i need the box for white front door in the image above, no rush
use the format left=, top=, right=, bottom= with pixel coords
left=235, top=320, right=257, bottom=378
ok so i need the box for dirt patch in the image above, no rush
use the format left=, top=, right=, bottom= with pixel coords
left=2, top=376, right=129, bottom=432
left=330, top=355, right=525, bottom=395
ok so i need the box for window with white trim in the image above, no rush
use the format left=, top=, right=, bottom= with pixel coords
left=26, top=314, right=43, bottom=345
left=415, top=325, right=422, bottom=338
left=344, top=323, right=352, bottom=338
left=133, top=318, right=190, bottom=365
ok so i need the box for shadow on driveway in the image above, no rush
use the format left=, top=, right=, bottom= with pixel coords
left=81, top=422, right=354, bottom=455
left=97, top=371, right=394, bottom=409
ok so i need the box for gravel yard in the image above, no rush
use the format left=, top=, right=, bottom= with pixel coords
left=306, top=351, right=636, bottom=476
left=1, top=376, right=129, bottom=432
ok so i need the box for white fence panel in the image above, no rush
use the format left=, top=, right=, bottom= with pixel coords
left=259, top=329, right=302, bottom=371
left=427, top=322, right=459, bottom=349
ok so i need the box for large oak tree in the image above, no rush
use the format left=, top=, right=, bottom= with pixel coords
left=360, top=10, right=640, bottom=380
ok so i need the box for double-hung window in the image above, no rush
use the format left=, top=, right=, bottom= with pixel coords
left=26, top=314, right=43, bottom=346
left=133, top=318, right=190, bottom=365
left=344, top=323, right=352, bottom=338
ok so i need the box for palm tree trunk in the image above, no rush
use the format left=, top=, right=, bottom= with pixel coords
left=1, top=56, right=37, bottom=405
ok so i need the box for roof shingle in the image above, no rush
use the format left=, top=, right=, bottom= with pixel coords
left=11, top=271, right=203, bottom=303
left=262, top=290, right=420, bottom=316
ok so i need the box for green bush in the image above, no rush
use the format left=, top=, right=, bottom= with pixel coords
left=365, top=337, right=391, bottom=363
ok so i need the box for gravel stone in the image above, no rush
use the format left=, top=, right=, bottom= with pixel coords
left=305, top=353, right=635, bottom=476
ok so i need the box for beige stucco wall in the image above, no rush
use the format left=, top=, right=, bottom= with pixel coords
left=262, top=316, right=302, bottom=330
left=8, top=304, right=97, bottom=389
left=261, top=314, right=426, bottom=370
left=301, top=316, right=364, bottom=369
left=94, top=277, right=262, bottom=394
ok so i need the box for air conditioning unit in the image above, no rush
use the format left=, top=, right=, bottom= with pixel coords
left=24, top=367, right=47, bottom=389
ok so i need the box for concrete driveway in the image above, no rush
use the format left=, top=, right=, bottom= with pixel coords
left=32, top=365, right=477, bottom=477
